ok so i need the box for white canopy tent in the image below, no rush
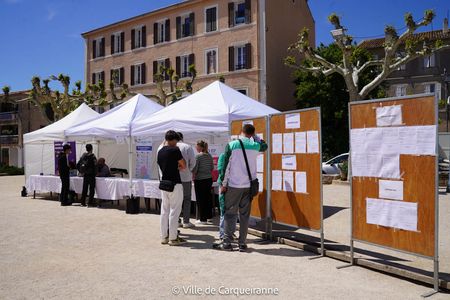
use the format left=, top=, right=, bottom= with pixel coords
left=66, top=94, right=164, bottom=195
left=132, top=81, right=280, bottom=139
left=23, top=103, right=99, bottom=180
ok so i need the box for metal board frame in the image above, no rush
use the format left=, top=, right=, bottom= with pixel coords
left=340, top=94, right=439, bottom=297
left=268, top=107, right=324, bottom=255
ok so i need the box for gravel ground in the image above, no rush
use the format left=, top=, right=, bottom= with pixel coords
left=0, top=176, right=449, bottom=299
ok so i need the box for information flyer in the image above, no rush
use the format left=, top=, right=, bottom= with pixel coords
left=135, top=137, right=153, bottom=179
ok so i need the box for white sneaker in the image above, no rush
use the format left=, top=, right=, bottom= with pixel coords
left=195, top=220, right=207, bottom=225
left=206, top=219, right=214, bottom=224
left=183, top=222, right=195, bottom=228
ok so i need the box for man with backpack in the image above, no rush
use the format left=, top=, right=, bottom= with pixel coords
left=77, top=144, right=97, bottom=207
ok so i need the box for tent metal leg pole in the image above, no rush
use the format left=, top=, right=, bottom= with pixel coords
left=337, top=240, right=354, bottom=269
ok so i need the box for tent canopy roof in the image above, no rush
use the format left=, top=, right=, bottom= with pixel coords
left=24, top=103, right=99, bottom=144
left=132, top=81, right=279, bottom=137
left=65, top=94, right=164, bottom=139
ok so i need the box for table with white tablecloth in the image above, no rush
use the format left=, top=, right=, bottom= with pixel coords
left=27, top=175, right=218, bottom=201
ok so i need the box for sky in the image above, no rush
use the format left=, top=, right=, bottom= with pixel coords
left=0, top=0, right=449, bottom=92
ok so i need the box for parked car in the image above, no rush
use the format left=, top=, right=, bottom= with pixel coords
left=322, top=153, right=348, bottom=175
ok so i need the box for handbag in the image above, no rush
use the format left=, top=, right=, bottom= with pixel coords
left=238, top=139, right=259, bottom=198
left=159, top=179, right=175, bottom=192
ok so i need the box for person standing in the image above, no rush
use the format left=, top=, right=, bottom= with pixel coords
left=157, top=130, right=187, bottom=246
left=77, top=144, right=97, bottom=207
left=176, top=132, right=197, bottom=228
left=192, top=140, right=214, bottom=225
left=58, top=143, right=72, bottom=206
left=215, top=124, right=267, bottom=252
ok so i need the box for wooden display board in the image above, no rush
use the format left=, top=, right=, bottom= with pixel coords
left=230, top=117, right=268, bottom=219
left=349, top=95, right=438, bottom=258
left=269, top=108, right=322, bottom=231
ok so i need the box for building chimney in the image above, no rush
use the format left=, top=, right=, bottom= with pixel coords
left=444, top=18, right=449, bottom=34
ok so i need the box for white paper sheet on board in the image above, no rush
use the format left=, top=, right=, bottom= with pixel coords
left=398, top=126, right=417, bottom=154
left=381, top=127, right=400, bottom=154
left=306, top=131, right=319, bottom=153
left=243, top=120, right=254, bottom=126
left=379, top=179, right=403, bottom=200
left=364, top=127, right=382, bottom=154
left=295, top=132, right=307, bottom=153
left=416, top=125, right=436, bottom=155
left=376, top=105, right=402, bottom=126
left=350, top=128, right=365, bottom=153
left=285, top=113, right=300, bottom=129
left=256, top=133, right=264, bottom=141
left=379, top=154, right=400, bottom=179
left=256, top=173, right=264, bottom=192
left=283, top=132, right=294, bottom=154
left=366, top=198, right=417, bottom=231
left=283, top=171, right=294, bottom=192
left=295, top=171, right=307, bottom=194
left=281, top=155, right=297, bottom=170
left=256, top=154, right=264, bottom=173
left=272, top=170, right=282, bottom=191
left=351, top=153, right=368, bottom=177
left=272, top=134, right=283, bottom=154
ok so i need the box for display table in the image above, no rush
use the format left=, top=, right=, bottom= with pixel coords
left=27, top=175, right=218, bottom=201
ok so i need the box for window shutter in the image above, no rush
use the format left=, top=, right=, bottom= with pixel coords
left=101, top=38, right=105, bottom=56
left=92, top=40, right=97, bottom=59
left=188, top=53, right=195, bottom=67
left=92, top=73, right=96, bottom=84
left=153, top=22, right=158, bottom=44
left=120, top=67, right=124, bottom=85
left=153, top=60, right=158, bottom=82
left=131, top=29, right=135, bottom=50
left=110, top=69, right=114, bottom=84
left=120, top=32, right=125, bottom=52
left=131, top=65, right=135, bottom=86
left=245, top=43, right=252, bottom=69
left=245, top=0, right=251, bottom=24
left=111, top=35, right=115, bottom=55
left=228, top=46, right=235, bottom=71
left=142, top=26, right=146, bottom=47
left=141, top=63, right=146, bottom=84
left=100, top=71, right=105, bottom=83
left=176, top=56, right=181, bottom=77
left=212, top=7, right=217, bottom=31
left=189, top=13, right=195, bottom=36
left=206, top=51, right=211, bottom=73
left=228, top=2, right=235, bottom=27
left=176, top=16, right=181, bottom=39
left=165, top=19, right=170, bottom=41
left=165, top=58, right=170, bottom=80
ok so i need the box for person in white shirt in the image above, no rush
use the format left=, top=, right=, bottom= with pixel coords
left=176, top=132, right=197, bottom=228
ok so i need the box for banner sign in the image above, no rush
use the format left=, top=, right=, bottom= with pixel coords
left=135, top=137, right=153, bottom=179
left=54, top=141, right=76, bottom=175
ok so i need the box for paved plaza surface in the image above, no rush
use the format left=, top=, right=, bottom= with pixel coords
left=1, top=176, right=449, bottom=299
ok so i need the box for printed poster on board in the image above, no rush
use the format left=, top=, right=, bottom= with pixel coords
left=54, top=141, right=76, bottom=175
left=135, top=137, right=153, bottom=179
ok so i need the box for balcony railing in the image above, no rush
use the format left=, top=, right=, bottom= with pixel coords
left=0, top=135, right=19, bottom=145
left=0, top=112, right=18, bottom=121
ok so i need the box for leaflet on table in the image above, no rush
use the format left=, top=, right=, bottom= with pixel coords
left=306, top=131, right=319, bottom=153
left=272, top=170, right=282, bottom=191
left=282, top=155, right=297, bottom=170
left=295, top=132, right=307, bottom=153
left=295, top=171, right=307, bottom=194
left=376, top=105, right=402, bottom=127
left=379, top=179, right=403, bottom=200
left=272, top=133, right=283, bottom=154
left=285, top=113, right=300, bottom=129
left=256, top=154, right=264, bottom=173
left=283, top=132, right=294, bottom=154
left=283, top=171, right=294, bottom=192
left=256, top=173, right=264, bottom=192
left=366, top=198, right=417, bottom=231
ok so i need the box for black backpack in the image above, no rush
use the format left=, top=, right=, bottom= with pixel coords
left=77, top=154, right=95, bottom=175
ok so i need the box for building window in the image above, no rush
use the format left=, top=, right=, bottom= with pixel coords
left=91, top=71, right=105, bottom=85
left=176, top=13, right=195, bottom=39
left=205, top=49, right=218, bottom=74
left=396, top=52, right=406, bottom=70
left=92, top=37, right=105, bottom=59
left=110, top=67, right=124, bottom=86
left=131, top=63, right=146, bottom=86
left=176, top=54, right=195, bottom=78
left=236, top=88, right=248, bottom=96
left=424, top=82, right=441, bottom=99
left=394, top=84, right=407, bottom=97
left=424, top=53, right=436, bottom=68
left=229, top=44, right=251, bottom=71
left=205, top=6, right=218, bottom=32
left=132, top=26, right=146, bottom=49
left=154, top=20, right=170, bottom=44
left=111, top=32, right=124, bottom=55
left=228, top=0, right=251, bottom=27
left=153, top=59, right=171, bottom=81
